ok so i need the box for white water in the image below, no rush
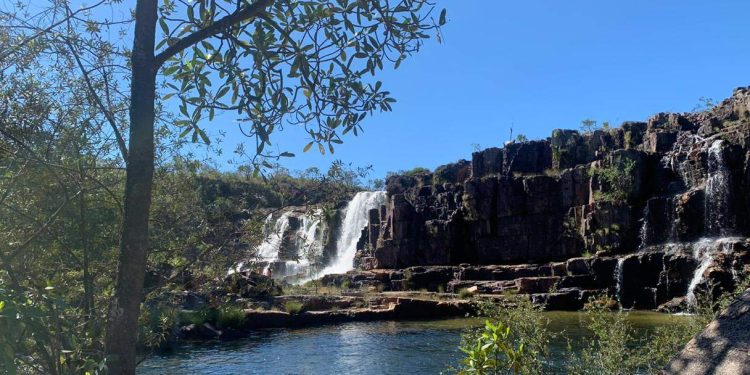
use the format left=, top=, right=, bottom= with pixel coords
left=230, top=209, right=325, bottom=278
left=705, top=140, right=734, bottom=236
left=321, top=191, right=386, bottom=276
left=637, top=204, right=650, bottom=250
left=257, top=212, right=292, bottom=261
left=615, top=257, right=625, bottom=307
left=685, top=237, right=740, bottom=306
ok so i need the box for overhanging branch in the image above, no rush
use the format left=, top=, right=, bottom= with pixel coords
left=154, top=0, right=275, bottom=68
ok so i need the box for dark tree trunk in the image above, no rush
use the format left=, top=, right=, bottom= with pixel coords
left=104, top=0, right=158, bottom=373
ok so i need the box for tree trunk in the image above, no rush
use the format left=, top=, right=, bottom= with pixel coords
left=104, top=0, right=158, bottom=373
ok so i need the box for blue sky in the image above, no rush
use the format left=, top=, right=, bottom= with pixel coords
left=207, top=0, right=750, bottom=180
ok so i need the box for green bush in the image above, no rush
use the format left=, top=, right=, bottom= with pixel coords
left=404, top=167, right=431, bottom=176
left=458, top=320, right=529, bottom=374
left=216, top=307, right=246, bottom=329
left=455, top=297, right=553, bottom=374
left=588, top=160, right=636, bottom=203
left=455, top=281, right=750, bottom=375
left=283, top=301, right=304, bottom=315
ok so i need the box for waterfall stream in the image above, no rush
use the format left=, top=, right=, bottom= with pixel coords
left=685, top=237, right=739, bottom=306
left=256, top=212, right=292, bottom=262
left=321, top=191, right=386, bottom=276
left=615, top=257, right=625, bottom=307
left=233, top=191, right=386, bottom=279
left=705, top=140, right=734, bottom=236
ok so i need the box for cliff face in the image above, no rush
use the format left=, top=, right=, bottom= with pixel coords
left=355, top=87, right=750, bottom=272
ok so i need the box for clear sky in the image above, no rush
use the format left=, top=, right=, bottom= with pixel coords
left=207, top=0, right=750, bottom=181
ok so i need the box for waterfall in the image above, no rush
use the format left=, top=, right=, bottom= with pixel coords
left=615, top=257, right=625, bottom=307
left=685, top=237, right=739, bottom=306
left=637, top=205, right=649, bottom=250
left=230, top=209, right=325, bottom=279
left=321, top=191, right=386, bottom=276
left=257, top=212, right=292, bottom=262
left=705, top=140, right=734, bottom=236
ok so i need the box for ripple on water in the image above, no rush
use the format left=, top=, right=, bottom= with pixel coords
left=138, top=313, right=686, bottom=375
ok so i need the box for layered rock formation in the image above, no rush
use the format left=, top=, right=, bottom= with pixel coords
left=343, top=87, right=750, bottom=309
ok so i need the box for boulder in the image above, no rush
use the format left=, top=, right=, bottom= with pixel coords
left=665, top=289, right=750, bottom=374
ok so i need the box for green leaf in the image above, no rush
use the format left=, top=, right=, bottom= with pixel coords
left=216, top=86, right=230, bottom=99
left=280, top=152, right=295, bottom=157
left=439, top=9, right=447, bottom=25
left=198, top=129, right=210, bottom=144
left=159, top=18, right=169, bottom=35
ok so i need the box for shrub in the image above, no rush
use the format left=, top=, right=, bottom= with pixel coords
left=588, top=159, right=636, bottom=203
left=404, top=167, right=431, bottom=176
left=458, top=320, right=529, bottom=374
left=217, top=307, right=246, bottom=329
left=454, top=297, right=553, bottom=374
left=283, top=301, right=304, bottom=315
left=458, top=288, right=474, bottom=299
left=340, top=279, right=352, bottom=290
left=456, top=283, right=750, bottom=375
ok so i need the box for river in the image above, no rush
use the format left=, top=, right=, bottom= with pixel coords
left=138, top=311, right=686, bottom=374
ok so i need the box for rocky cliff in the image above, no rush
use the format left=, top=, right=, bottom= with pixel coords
left=342, top=87, right=750, bottom=310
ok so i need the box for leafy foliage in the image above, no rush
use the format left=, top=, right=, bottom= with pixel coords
left=588, top=159, right=637, bottom=203
left=283, top=300, right=304, bottom=315
left=458, top=320, right=528, bottom=375
left=456, top=298, right=553, bottom=375
left=158, top=0, right=446, bottom=171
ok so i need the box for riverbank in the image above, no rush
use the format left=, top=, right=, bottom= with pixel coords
left=180, top=293, right=478, bottom=341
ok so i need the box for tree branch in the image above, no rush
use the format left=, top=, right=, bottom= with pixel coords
left=154, top=0, right=275, bottom=68
left=64, top=39, right=129, bottom=163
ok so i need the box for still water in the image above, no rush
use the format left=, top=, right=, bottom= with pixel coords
left=138, top=312, right=684, bottom=375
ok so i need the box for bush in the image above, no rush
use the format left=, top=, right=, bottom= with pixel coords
left=217, top=307, right=246, bottom=329
left=403, top=167, right=431, bottom=176
left=458, top=320, right=529, bottom=374
left=458, top=288, right=474, bottom=299
left=455, top=297, right=553, bottom=374
left=283, top=301, right=304, bottom=315
left=588, top=160, right=636, bottom=203
left=455, top=281, right=750, bottom=375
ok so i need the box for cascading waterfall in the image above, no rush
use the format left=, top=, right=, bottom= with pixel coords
left=637, top=206, right=649, bottom=250
left=614, top=257, right=625, bottom=307
left=685, top=237, right=740, bottom=306
left=321, top=191, right=386, bottom=276
left=256, top=212, right=292, bottom=262
left=705, top=140, right=734, bottom=236
left=231, top=209, right=325, bottom=278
